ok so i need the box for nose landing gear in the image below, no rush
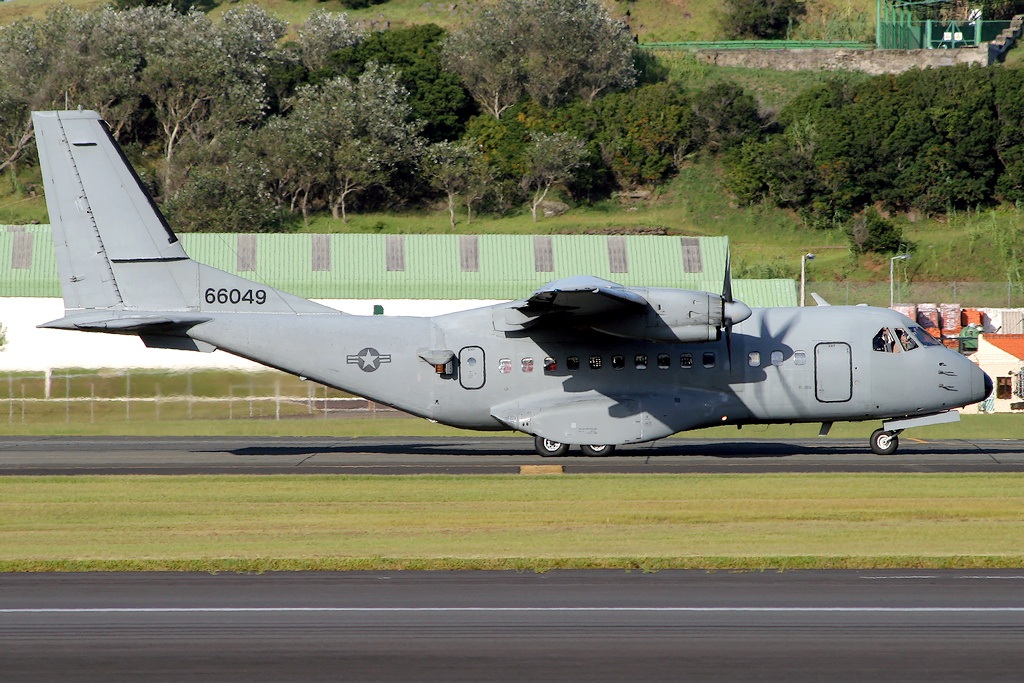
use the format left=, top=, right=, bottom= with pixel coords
left=869, top=428, right=900, bottom=455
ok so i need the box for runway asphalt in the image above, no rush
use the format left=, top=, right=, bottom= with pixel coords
left=2, top=569, right=1023, bottom=682
left=0, top=435, right=1023, bottom=474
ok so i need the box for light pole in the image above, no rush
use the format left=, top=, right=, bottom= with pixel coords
left=890, top=253, right=911, bottom=308
left=800, top=253, right=815, bottom=307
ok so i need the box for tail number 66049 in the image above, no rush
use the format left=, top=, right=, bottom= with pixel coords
left=205, top=288, right=267, bottom=305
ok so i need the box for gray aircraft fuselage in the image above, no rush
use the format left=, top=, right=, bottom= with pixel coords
left=184, top=302, right=989, bottom=447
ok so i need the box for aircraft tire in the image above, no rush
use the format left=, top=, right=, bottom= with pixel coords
left=535, top=436, right=569, bottom=457
left=580, top=444, right=615, bottom=457
left=870, top=429, right=899, bottom=455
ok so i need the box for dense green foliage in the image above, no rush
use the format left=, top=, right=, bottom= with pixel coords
left=727, top=66, right=1024, bottom=251
left=721, top=0, right=806, bottom=39
left=2, top=1, right=1024, bottom=238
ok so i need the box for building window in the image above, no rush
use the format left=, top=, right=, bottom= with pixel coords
left=567, top=356, right=580, bottom=371
left=997, top=376, right=1012, bottom=400
left=702, top=351, right=716, bottom=368
left=612, top=355, right=625, bottom=370
left=657, top=354, right=670, bottom=369
left=680, top=353, right=693, bottom=368
left=589, top=355, right=603, bottom=370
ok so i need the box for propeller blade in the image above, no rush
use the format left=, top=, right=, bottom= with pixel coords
left=723, top=252, right=734, bottom=303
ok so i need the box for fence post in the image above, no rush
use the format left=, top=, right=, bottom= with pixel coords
left=65, top=372, right=70, bottom=423
left=90, top=384, right=95, bottom=424
left=187, top=371, right=193, bottom=419
left=125, top=370, right=131, bottom=421
left=275, top=380, right=281, bottom=421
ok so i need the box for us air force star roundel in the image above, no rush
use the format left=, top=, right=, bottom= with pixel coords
left=346, top=347, right=392, bottom=372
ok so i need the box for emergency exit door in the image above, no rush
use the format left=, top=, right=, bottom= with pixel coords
left=459, top=346, right=485, bottom=390
left=814, top=342, right=852, bottom=403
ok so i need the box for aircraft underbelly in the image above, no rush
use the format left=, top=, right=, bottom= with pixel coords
left=491, top=389, right=749, bottom=445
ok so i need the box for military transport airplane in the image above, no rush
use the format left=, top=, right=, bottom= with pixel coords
left=32, top=110, right=992, bottom=456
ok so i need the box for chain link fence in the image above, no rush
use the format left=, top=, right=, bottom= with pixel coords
left=805, top=281, right=1024, bottom=309
left=3, top=369, right=395, bottom=425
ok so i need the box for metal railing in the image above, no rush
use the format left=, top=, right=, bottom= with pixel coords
left=641, top=40, right=872, bottom=50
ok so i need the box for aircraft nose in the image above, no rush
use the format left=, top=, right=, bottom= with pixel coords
left=724, top=300, right=752, bottom=325
left=968, top=360, right=993, bottom=404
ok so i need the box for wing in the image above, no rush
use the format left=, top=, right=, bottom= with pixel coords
left=494, top=276, right=750, bottom=343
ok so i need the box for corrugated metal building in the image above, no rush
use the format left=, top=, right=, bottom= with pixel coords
left=1, top=226, right=796, bottom=306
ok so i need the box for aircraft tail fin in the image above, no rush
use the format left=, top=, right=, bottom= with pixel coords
left=33, top=110, right=331, bottom=319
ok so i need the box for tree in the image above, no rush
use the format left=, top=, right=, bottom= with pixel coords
left=272, top=63, right=423, bottom=223
left=318, top=24, right=474, bottom=142
left=847, top=208, right=907, bottom=254
left=423, top=141, right=478, bottom=230
left=722, top=0, right=807, bottom=39
left=520, top=132, right=587, bottom=221
left=138, top=7, right=286, bottom=190
left=443, top=0, right=636, bottom=118
left=295, top=10, right=364, bottom=73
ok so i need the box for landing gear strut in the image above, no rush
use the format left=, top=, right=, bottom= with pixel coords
left=869, top=428, right=899, bottom=455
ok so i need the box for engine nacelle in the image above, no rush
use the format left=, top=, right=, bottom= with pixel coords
left=590, top=288, right=749, bottom=343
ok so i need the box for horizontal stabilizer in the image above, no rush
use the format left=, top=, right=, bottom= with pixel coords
left=39, top=313, right=211, bottom=333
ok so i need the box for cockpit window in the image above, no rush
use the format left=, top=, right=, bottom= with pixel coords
left=872, top=327, right=897, bottom=353
left=874, top=326, right=928, bottom=353
left=895, top=328, right=918, bottom=351
left=908, top=325, right=941, bottom=347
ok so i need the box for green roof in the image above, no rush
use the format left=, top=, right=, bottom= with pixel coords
left=1, top=227, right=796, bottom=306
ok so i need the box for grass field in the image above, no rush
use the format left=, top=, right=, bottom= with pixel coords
left=1, top=473, right=1021, bottom=572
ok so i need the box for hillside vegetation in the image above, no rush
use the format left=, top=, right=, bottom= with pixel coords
left=0, top=0, right=1022, bottom=296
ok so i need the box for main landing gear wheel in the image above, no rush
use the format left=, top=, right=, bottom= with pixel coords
left=870, top=429, right=899, bottom=455
left=580, top=444, right=615, bottom=457
left=534, top=436, right=569, bottom=457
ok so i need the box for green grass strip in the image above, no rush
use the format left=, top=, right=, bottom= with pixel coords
left=2, top=473, right=1023, bottom=571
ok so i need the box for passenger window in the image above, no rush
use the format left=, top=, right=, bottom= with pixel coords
left=634, top=354, right=648, bottom=370
left=794, top=351, right=806, bottom=366
left=521, top=357, right=534, bottom=373
left=771, top=351, right=784, bottom=366
left=544, top=356, right=557, bottom=372
left=657, top=354, right=670, bottom=369
left=680, top=353, right=693, bottom=368
left=567, top=356, right=580, bottom=371
left=589, top=355, right=603, bottom=370
left=498, top=358, right=512, bottom=374
left=612, top=355, right=625, bottom=370
left=702, top=351, right=716, bottom=368
left=748, top=351, right=761, bottom=367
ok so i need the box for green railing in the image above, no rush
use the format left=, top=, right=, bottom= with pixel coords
left=641, top=40, right=872, bottom=51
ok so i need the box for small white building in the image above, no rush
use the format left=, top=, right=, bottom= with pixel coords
left=972, top=333, right=1024, bottom=413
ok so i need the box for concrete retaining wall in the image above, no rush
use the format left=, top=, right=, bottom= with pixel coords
left=692, top=47, right=989, bottom=75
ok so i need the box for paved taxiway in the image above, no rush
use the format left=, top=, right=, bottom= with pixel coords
left=0, top=435, right=1023, bottom=474
left=2, top=570, right=1023, bottom=682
